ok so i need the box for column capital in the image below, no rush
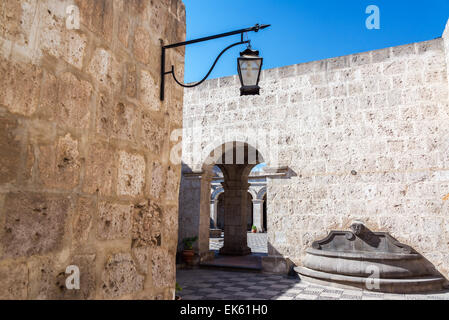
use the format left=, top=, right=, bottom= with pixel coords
left=221, top=181, right=250, bottom=191
left=252, top=199, right=264, bottom=204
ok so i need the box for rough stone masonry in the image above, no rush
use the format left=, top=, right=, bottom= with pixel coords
left=181, top=19, right=449, bottom=278
left=0, top=0, right=185, bottom=299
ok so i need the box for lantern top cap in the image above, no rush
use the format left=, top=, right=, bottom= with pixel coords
left=240, top=48, right=260, bottom=57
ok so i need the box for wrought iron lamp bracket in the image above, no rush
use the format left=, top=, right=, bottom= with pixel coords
left=160, top=23, right=270, bottom=101
left=167, top=40, right=249, bottom=89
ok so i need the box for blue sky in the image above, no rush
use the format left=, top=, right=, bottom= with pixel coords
left=182, top=0, right=449, bottom=83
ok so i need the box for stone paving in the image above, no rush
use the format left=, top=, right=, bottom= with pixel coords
left=210, top=232, right=268, bottom=254
left=177, top=269, right=449, bottom=300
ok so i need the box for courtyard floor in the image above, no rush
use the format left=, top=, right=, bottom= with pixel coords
left=176, top=269, right=449, bottom=300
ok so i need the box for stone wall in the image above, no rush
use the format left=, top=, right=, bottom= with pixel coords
left=0, top=0, right=185, bottom=299
left=182, top=20, right=449, bottom=277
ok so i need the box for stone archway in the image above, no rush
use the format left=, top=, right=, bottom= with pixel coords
left=204, top=141, right=264, bottom=256
left=178, top=141, right=265, bottom=260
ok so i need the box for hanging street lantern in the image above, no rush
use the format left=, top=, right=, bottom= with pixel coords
left=237, top=47, right=263, bottom=96
left=160, top=24, right=270, bottom=101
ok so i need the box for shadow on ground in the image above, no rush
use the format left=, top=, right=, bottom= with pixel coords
left=176, top=268, right=449, bottom=300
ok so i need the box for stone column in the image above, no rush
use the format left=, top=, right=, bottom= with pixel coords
left=219, top=178, right=251, bottom=256
left=210, top=199, right=218, bottom=228
left=252, top=199, right=264, bottom=233
left=178, top=171, right=212, bottom=258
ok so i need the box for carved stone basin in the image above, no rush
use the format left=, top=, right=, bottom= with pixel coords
left=295, top=222, right=447, bottom=293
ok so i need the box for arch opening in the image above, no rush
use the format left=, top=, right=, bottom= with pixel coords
left=203, top=141, right=264, bottom=256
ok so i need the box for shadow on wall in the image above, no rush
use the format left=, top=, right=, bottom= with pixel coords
left=260, top=166, right=299, bottom=275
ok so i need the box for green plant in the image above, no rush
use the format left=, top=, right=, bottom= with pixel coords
left=182, top=236, right=198, bottom=250
left=175, top=282, right=182, bottom=292
left=252, top=225, right=257, bottom=231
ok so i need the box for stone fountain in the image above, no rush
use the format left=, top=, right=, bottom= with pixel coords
left=295, top=221, right=447, bottom=293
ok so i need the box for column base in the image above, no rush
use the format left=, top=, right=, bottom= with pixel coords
left=219, top=246, right=252, bottom=256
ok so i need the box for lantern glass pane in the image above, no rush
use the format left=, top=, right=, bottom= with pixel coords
left=239, top=58, right=261, bottom=86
